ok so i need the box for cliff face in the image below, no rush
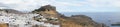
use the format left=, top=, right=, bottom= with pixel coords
left=32, top=5, right=108, bottom=27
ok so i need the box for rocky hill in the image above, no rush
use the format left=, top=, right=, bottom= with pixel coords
left=0, top=5, right=108, bottom=27
left=32, top=5, right=108, bottom=27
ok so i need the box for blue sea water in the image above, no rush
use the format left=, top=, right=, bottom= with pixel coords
left=60, top=12, right=120, bottom=27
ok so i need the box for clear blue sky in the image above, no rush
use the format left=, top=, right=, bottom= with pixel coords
left=0, top=0, right=120, bottom=12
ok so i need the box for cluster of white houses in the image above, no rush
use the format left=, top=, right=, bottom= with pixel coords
left=0, top=11, right=60, bottom=27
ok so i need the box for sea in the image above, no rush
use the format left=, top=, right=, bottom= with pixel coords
left=60, top=12, right=120, bottom=27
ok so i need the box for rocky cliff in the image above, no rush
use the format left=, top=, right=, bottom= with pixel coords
left=32, top=5, right=108, bottom=27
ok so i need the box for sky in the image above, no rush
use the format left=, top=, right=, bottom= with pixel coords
left=0, top=0, right=120, bottom=12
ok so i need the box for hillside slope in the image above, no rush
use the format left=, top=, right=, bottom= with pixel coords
left=32, top=5, right=108, bottom=27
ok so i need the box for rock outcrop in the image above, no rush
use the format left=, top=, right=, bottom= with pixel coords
left=32, top=5, right=108, bottom=27
left=32, top=5, right=60, bottom=18
left=32, top=5, right=61, bottom=26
